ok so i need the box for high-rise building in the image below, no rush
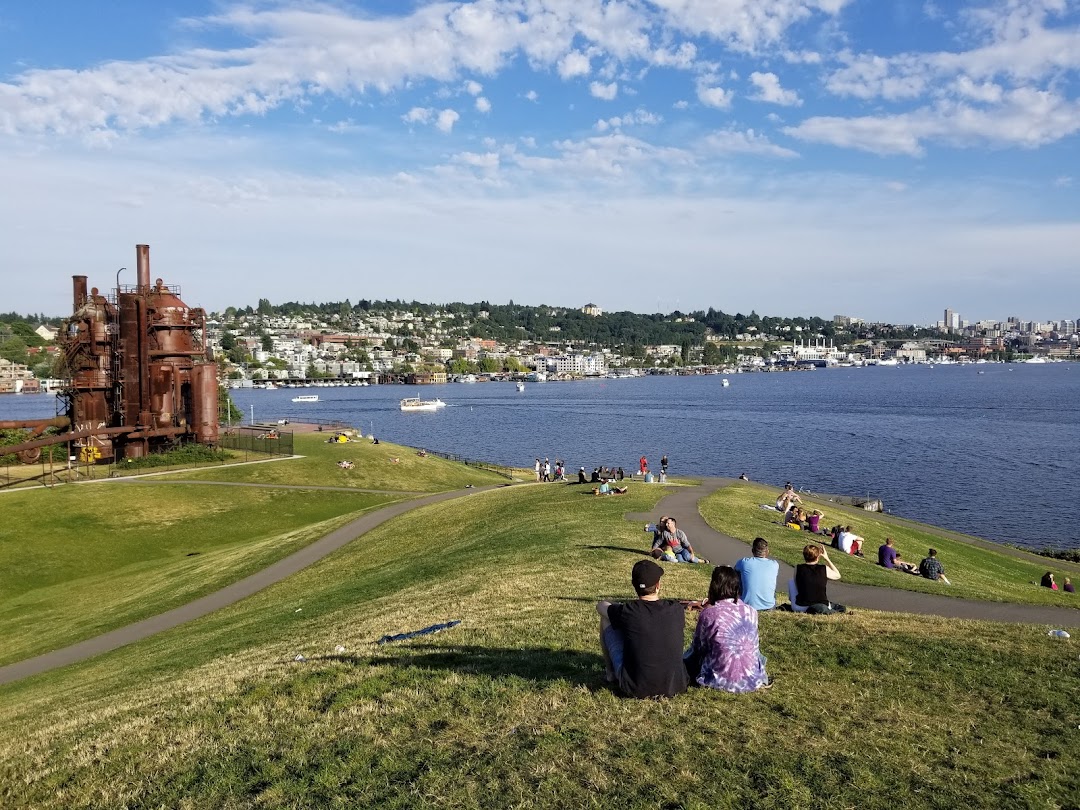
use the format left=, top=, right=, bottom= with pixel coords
left=943, top=308, right=960, bottom=332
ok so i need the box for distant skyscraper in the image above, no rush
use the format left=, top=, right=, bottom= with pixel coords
left=944, top=308, right=959, bottom=332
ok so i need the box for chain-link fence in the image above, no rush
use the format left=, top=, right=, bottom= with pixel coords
left=220, top=425, right=295, bottom=457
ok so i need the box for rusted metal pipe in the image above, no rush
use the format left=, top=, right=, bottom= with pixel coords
left=136, top=244, right=150, bottom=292
left=72, top=276, right=88, bottom=310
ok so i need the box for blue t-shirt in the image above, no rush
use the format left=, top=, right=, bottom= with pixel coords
left=879, top=544, right=898, bottom=568
left=734, top=556, right=780, bottom=611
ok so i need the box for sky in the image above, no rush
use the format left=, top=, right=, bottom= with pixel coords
left=1, top=0, right=1078, bottom=324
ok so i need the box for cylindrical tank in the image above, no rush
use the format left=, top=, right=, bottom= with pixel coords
left=190, top=363, right=219, bottom=445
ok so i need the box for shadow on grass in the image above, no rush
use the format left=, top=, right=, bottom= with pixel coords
left=361, top=644, right=605, bottom=688
left=582, top=544, right=652, bottom=556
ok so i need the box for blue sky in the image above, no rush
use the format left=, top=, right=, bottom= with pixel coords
left=1, top=0, right=1078, bottom=324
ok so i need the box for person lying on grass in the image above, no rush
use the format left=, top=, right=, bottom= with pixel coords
left=918, top=548, right=951, bottom=585
left=795, top=544, right=846, bottom=615
left=596, top=559, right=689, bottom=699
left=651, top=517, right=709, bottom=564
left=877, top=537, right=919, bottom=575
left=683, top=565, right=770, bottom=693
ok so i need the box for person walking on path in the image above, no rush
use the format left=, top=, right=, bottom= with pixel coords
left=534, top=458, right=541, bottom=482
left=735, top=538, right=780, bottom=611
left=639, top=456, right=649, bottom=476
left=661, top=455, right=669, bottom=475
left=596, top=559, right=689, bottom=699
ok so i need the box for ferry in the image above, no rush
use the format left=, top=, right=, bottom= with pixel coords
left=292, top=394, right=319, bottom=403
left=400, top=397, right=446, bottom=412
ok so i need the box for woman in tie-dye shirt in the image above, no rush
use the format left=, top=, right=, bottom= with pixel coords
left=685, top=566, right=770, bottom=693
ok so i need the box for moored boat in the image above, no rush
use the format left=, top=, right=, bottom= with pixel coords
left=292, top=394, right=319, bottom=402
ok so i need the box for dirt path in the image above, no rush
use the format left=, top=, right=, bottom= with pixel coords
left=628, top=478, right=1080, bottom=628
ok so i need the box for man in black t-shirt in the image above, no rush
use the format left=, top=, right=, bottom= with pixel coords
left=596, top=559, right=689, bottom=698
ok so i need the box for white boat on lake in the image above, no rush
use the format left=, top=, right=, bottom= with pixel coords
left=400, top=396, right=446, bottom=412
left=516, top=381, right=525, bottom=392
left=292, top=394, right=320, bottom=403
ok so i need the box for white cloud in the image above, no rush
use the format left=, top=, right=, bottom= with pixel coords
left=402, top=107, right=434, bottom=125
left=673, top=100, right=689, bottom=109
left=589, top=81, right=619, bottom=100
left=464, top=80, right=483, bottom=96
left=787, top=87, right=1080, bottom=156
left=558, top=51, right=592, bottom=79
left=699, top=128, right=799, bottom=158
left=697, top=82, right=734, bottom=109
left=475, top=96, right=492, bottom=113
left=1053, top=175, right=1072, bottom=188
left=454, top=151, right=500, bottom=169
left=436, top=108, right=460, bottom=133
left=749, top=71, right=802, bottom=106
left=524, top=90, right=538, bottom=102
left=594, top=108, right=662, bottom=131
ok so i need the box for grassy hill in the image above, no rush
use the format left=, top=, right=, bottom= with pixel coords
left=0, top=435, right=505, bottom=665
left=700, top=483, right=1080, bottom=609
left=1, top=478, right=1077, bottom=808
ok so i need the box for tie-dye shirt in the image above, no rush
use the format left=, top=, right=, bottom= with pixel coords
left=688, top=600, right=768, bottom=693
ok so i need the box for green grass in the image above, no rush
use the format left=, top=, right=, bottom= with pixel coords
left=0, top=482, right=1077, bottom=808
left=162, top=433, right=514, bottom=491
left=700, top=482, right=1080, bottom=609
left=0, top=484, right=400, bottom=665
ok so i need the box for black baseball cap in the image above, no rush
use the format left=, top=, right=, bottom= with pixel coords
left=632, top=559, right=664, bottom=592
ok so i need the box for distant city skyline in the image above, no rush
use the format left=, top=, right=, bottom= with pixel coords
left=1, top=1, right=1078, bottom=321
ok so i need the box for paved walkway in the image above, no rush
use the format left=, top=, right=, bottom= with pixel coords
left=629, top=479, right=1080, bottom=627
left=0, top=485, right=500, bottom=687
left=5, top=477, right=1075, bottom=688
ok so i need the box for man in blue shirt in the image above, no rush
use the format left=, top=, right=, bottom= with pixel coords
left=735, top=537, right=780, bottom=611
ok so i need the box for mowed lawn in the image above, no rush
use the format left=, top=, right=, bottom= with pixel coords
left=0, top=482, right=1076, bottom=808
left=165, top=433, right=515, bottom=491
left=0, top=483, right=400, bottom=665
left=700, top=482, right=1080, bottom=610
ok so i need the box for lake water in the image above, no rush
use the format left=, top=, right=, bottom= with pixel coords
left=4, top=363, right=1078, bottom=551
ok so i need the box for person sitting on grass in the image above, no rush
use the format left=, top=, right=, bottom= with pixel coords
left=596, top=560, right=689, bottom=699
left=807, top=509, right=824, bottom=534
left=1064, top=577, right=1075, bottom=593
left=683, top=565, right=770, bottom=693
left=776, top=482, right=801, bottom=513
left=592, top=483, right=628, bottom=495
left=1040, top=572, right=1058, bottom=590
left=795, top=544, right=845, bottom=615
left=652, top=517, right=709, bottom=564
left=735, top=537, right=779, bottom=611
left=837, top=525, right=865, bottom=556
left=918, top=548, right=951, bottom=585
left=877, top=537, right=919, bottom=574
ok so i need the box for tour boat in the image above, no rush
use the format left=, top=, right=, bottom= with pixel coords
left=292, top=394, right=319, bottom=403
left=400, top=397, right=446, bottom=412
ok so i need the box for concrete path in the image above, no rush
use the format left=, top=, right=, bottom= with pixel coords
left=0, top=485, right=500, bottom=687
left=629, top=478, right=1080, bottom=628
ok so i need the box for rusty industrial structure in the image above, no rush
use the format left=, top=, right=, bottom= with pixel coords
left=1, top=245, right=219, bottom=464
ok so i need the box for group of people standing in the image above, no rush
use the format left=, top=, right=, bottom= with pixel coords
left=533, top=458, right=565, bottom=482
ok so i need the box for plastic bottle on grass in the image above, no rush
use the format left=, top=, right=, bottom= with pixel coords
left=1047, top=629, right=1070, bottom=639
